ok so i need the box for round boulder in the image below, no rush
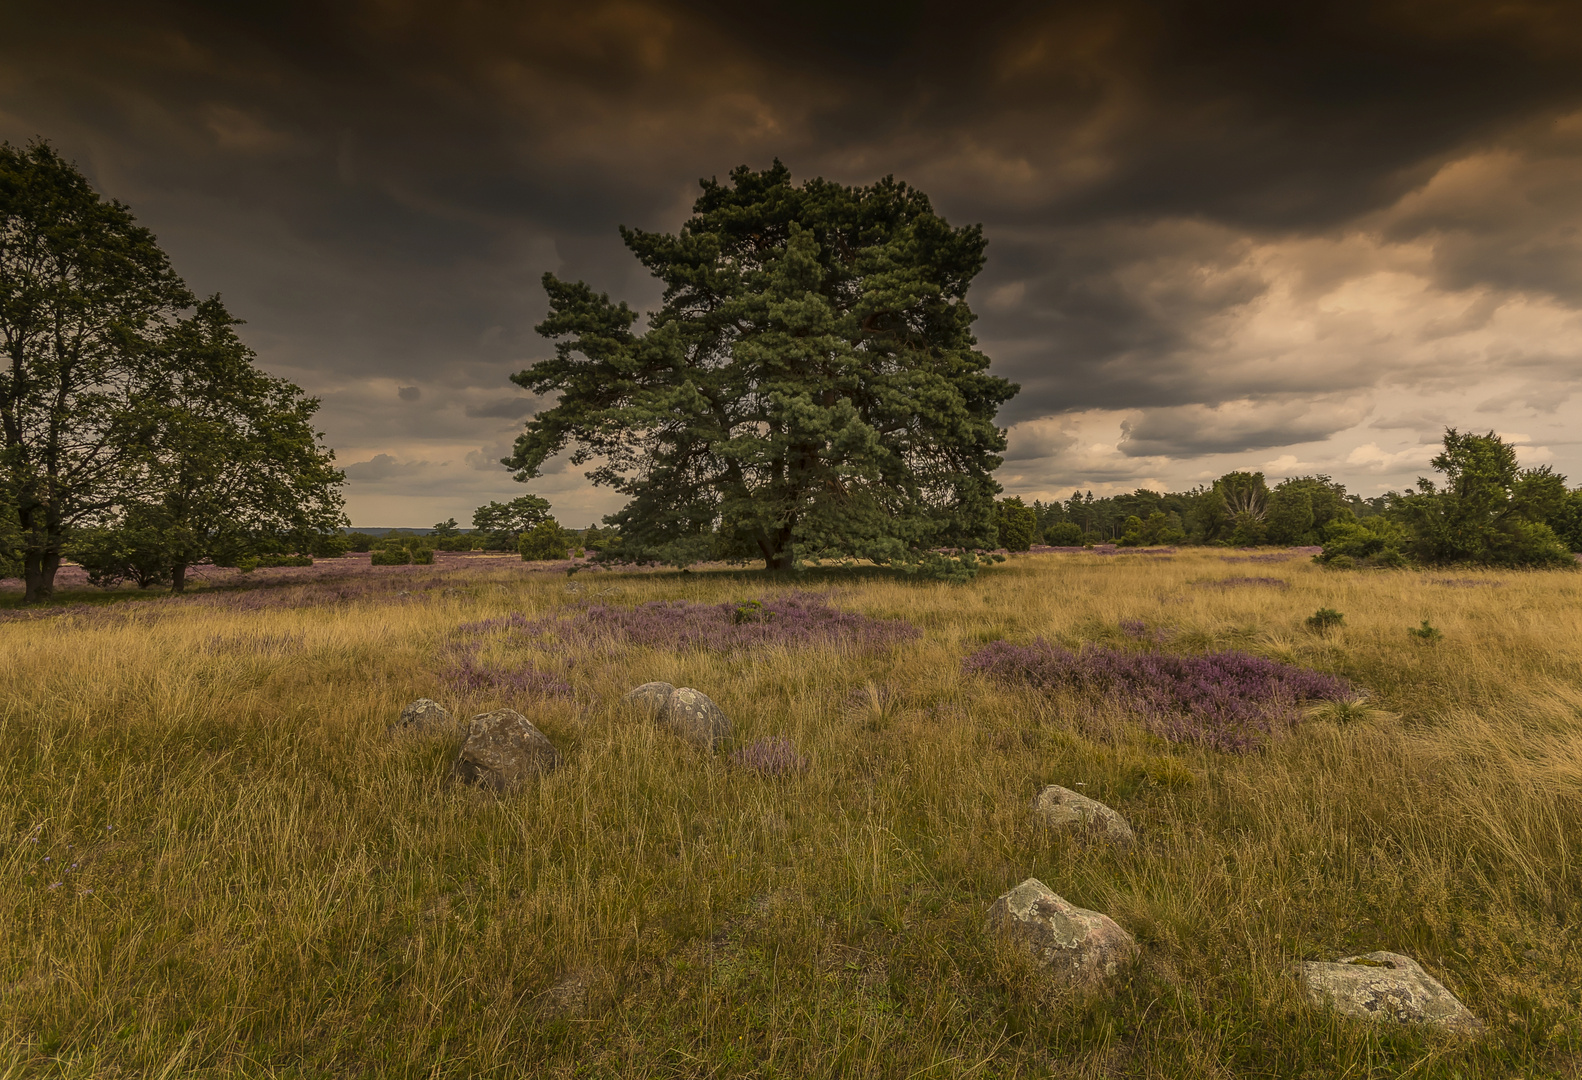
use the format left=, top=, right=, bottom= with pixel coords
left=1032, top=785, right=1135, bottom=847
left=1297, top=952, right=1484, bottom=1034
left=985, top=878, right=1138, bottom=991
left=392, top=698, right=452, bottom=735
left=623, top=681, right=675, bottom=715
left=451, top=708, right=561, bottom=792
left=659, top=687, right=732, bottom=751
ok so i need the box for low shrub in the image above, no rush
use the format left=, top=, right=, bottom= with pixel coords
left=963, top=639, right=1352, bottom=752
left=370, top=548, right=411, bottom=566
left=519, top=520, right=570, bottom=561
left=1194, top=576, right=1289, bottom=589
left=410, top=548, right=434, bottom=565
left=1041, top=522, right=1085, bottom=546
left=254, top=554, right=313, bottom=568
left=1306, top=607, right=1344, bottom=633
left=471, top=593, right=920, bottom=655
left=731, top=736, right=809, bottom=776
left=438, top=653, right=572, bottom=698
left=1408, top=618, right=1443, bottom=643
left=1318, top=516, right=1410, bottom=567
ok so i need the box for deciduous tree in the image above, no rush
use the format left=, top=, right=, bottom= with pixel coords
left=137, top=297, right=346, bottom=591
left=1, top=141, right=192, bottom=601
left=472, top=495, right=552, bottom=550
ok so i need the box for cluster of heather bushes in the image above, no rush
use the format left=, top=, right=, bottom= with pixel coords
left=1000, top=429, right=1581, bottom=569
left=963, top=638, right=1353, bottom=752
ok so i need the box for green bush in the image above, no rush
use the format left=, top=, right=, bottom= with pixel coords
left=254, top=554, right=313, bottom=568
left=308, top=534, right=352, bottom=558
left=518, top=520, right=570, bottom=560
left=434, top=535, right=479, bottom=552
left=344, top=532, right=375, bottom=553
left=1042, top=522, right=1084, bottom=546
left=995, top=498, right=1036, bottom=552
left=1409, top=619, right=1443, bottom=643
left=1306, top=607, right=1345, bottom=633
left=411, top=547, right=434, bottom=565
left=1318, top=515, right=1410, bottom=567
left=1118, top=510, right=1186, bottom=547
left=370, top=548, right=411, bottom=566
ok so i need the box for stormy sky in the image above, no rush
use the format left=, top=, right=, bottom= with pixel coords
left=5, top=1, right=1582, bottom=526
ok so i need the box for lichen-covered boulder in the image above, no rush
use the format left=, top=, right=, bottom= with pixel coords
left=623, top=681, right=675, bottom=715
left=450, top=709, right=561, bottom=792
left=392, top=698, right=452, bottom=735
left=1032, top=785, right=1135, bottom=847
left=659, top=687, right=732, bottom=750
left=985, top=878, right=1137, bottom=990
left=1298, top=952, right=1484, bottom=1034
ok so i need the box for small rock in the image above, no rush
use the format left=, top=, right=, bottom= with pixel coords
left=450, top=709, right=561, bottom=792
left=624, top=681, right=675, bottom=715
left=1032, top=785, right=1134, bottom=847
left=659, top=687, right=733, bottom=750
left=985, top=878, right=1138, bottom=990
left=1298, top=952, right=1484, bottom=1034
left=392, top=698, right=452, bottom=735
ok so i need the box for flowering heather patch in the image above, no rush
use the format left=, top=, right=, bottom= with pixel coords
left=730, top=735, right=809, bottom=776
left=1119, top=619, right=1149, bottom=639
left=1194, top=576, right=1290, bottom=589
left=438, top=651, right=573, bottom=699
left=514, top=593, right=920, bottom=654
left=1222, top=552, right=1300, bottom=563
left=963, top=639, right=1351, bottom=752
left=1431, top=578, right=1505, bottom=588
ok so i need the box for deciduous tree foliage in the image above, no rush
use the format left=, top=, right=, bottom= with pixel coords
left=1391, top=429, right=1573, bottom=567
left=137, top=297, right=345, bottom=591
left=2, top=143, right=345, bottom=598
left=506, top=162, right=1017, bottom=571
left=0, top=141, right=191, bottom=602
left=472, top=495, right=551, bottom=550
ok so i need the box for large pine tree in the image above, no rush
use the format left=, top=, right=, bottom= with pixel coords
left=506, top=162, right=1017, bottom=571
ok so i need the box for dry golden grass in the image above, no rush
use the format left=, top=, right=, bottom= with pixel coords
left=1, top=550, right=1579, bottom=1077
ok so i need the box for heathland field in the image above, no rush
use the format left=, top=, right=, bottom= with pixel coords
left=1, top=550, right=1579, bottom=1078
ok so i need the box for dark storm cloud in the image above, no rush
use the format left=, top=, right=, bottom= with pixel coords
left=4, top=0, right=1582, bottom=519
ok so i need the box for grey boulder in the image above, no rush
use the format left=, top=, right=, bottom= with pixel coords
left=659, top=686, right=732, bottom=750
left=393, top=698, right=452, bottom=735
left=623, top=681, right=675, bottom=715
left=451, top=708, right=561, bottom=792
left=1032, top=785, right=1134, bottom=847
left=985, top=878, right=1137, bottom=990
left=1298, top=952, right=1483, bottom=1034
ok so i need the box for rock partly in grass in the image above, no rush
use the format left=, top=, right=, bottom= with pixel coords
left=624, top=681, right=675, bottom=715
left=1298, top=952, right=1484, bottom=1034
left=392, top=698, right=452, bottom=735
left=659, top=687, right=732, bottom=751
left=1032, top=785, right=1135, bottom=847
left=986, top=878, right=1138, bottom=990
left=451, top=708, right=561, bottom=791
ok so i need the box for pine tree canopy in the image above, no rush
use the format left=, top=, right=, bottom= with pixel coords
left=505, top=161, right=1018, bottom=571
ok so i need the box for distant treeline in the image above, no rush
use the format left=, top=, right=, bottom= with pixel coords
left=996, top=429, right=1582, bottom=569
